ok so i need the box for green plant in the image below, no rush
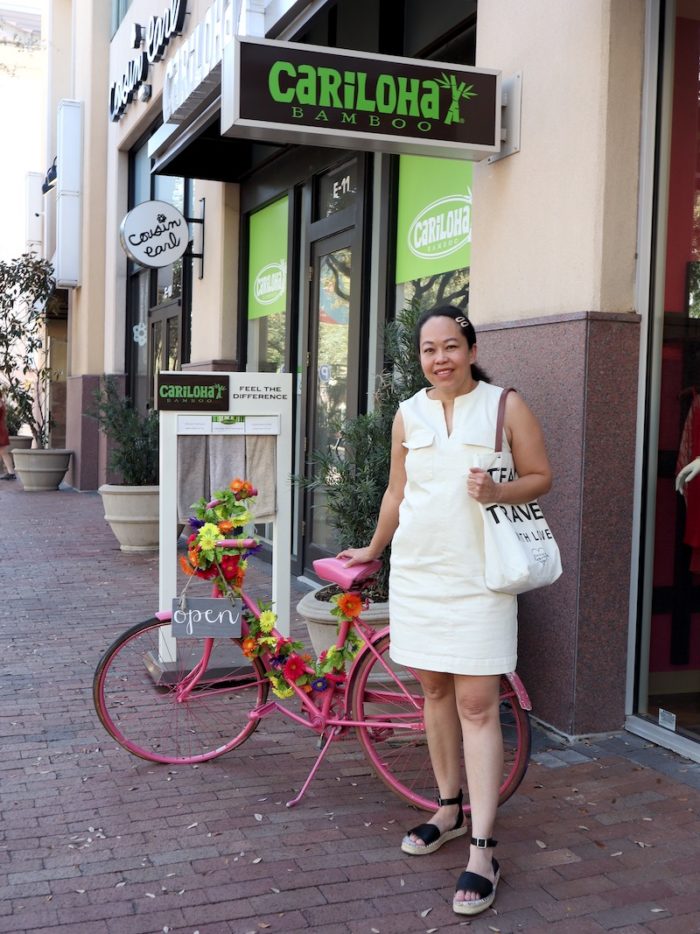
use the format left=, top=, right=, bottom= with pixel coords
left=93, top=378, right=159, bottom=486
left=301, top=301, right=429, bottom=599
left=0, top=254, right=57, bottom=447
left=4, top=393, right=27, bottom=436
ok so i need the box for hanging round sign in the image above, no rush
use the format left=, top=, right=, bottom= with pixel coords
left=119, top=200, right=189, bottom=268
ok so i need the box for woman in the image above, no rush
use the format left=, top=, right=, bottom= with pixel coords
left=338, top=305, right=552, bottom=916
left=0, top=389, right=17, bottom=480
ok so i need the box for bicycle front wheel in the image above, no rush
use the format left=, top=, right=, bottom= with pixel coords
left=93, top=617, right=269, bottom=764
left=350, top=633, right=531, bottom=811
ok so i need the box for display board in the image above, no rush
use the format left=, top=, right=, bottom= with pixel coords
left=158, top=372, right=293, bottom=634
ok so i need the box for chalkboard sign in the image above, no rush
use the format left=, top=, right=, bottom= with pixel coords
left=171, top=597, right=242, bottom=638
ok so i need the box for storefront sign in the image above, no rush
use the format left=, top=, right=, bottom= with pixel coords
left=145, top=0, right=188, bottom=64
left=395, top=156, right=472, bottom=283
left=248, top=197, right=288, bottom=320
left=222, top=38, right=501, bottom=160
left=163, top=0, right=234, bottom=124
left=119, top=200, right=189, bottom=268
left=171, top=597, right=242, bottom=638
left=157, top=374, right=231, bottom=411
left=109, top=0, right=188, bottom=121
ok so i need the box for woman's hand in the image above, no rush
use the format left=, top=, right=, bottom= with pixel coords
left=336, top=546, right=380, bottom=567
left=467, top=468, right=500, bottom=504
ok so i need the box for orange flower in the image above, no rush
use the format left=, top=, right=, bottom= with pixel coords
left=218, top=520, right=234, bottom=534
left=179, top=555, right=196, bottom=576
left=337, top=592, right=363, bottom=618
left=241, top=636, right=258, bottom=657
left=230, top=478, right=244, bottom=493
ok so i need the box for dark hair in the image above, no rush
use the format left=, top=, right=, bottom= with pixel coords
left=415, top=305, right=491, bottom=384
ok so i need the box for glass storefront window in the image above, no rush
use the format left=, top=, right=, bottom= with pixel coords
left=110, top=0, right=133, bottom=37
left=247, top=196, right=289, bottom=372
left=315, top=159, right=357, bottom=220
left=130, top=270, right=150, bottom=408
left=127, top=135, right=191, bottom=410
left=642, top=11, right=700, bottom=743
left=311, top=246, right=352, bottom=551
left=394, top=155, right=472, bottom=315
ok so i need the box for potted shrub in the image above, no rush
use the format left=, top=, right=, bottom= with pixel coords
left=4, top=393, right=33, bottom=458
left=0, top=254, right=72, bottom=490
left=93, top=377, right=160, bottom=552
left=297, top=302, right=428, bottom=653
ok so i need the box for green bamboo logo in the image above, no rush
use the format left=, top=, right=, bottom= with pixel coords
left=436, top=73, right=478, bottom=125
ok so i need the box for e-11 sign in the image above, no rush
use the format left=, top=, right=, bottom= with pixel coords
left=171, top=597, right=242, bottom=638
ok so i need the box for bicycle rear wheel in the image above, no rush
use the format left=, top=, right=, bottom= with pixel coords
left=350, top=633, right=531, bottom=811
left=93, top=617, right=268, bottom=764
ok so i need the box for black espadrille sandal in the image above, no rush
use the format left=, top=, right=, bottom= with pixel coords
left=400, top=789, right=467, bottom=856
left=453, top=836, right=500, bottom=916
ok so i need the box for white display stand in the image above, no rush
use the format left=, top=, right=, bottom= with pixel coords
left=158, top=372, right=293, bottom=634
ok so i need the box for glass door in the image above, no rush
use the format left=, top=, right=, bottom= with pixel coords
left=640, top=8, right=700, bottom=746
left=303, top=231, right=358, bottom=567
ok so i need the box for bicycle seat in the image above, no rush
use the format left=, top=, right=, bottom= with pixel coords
left=313, top=557, right=382, bottom=590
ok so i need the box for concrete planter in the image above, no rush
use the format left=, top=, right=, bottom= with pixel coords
left=297, top=586, right=389, bottom=657
left=98, top=484, right=159, bottom=552
left=9, top=435, right=32, bottom=452
left=13, top=448, right=72, bottom=491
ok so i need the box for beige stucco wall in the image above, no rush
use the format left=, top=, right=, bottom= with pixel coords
left=68, top=0, right=110, bottom=376
left=189, top=180, right=240, bottom=364
left=470, top=0, right=645, bottom=323
left=44, top=0, right=72, bottom=263
left=103, top=0, right=237, bottom=375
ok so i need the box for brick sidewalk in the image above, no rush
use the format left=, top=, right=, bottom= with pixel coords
left=2, top=482, right=700, bottom=933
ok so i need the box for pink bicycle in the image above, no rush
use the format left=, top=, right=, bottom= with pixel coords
left=93, top=548, right=532, bottom=811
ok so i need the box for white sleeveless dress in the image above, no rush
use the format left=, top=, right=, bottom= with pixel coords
left=389, top=382, right=517, bottom=676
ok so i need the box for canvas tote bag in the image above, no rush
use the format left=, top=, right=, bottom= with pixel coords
left=474, top=388, right=562, bottom=595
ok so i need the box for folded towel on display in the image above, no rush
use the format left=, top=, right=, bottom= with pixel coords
left=209, top=435, right=246, bottom=498
left=177, top=436, right=209, bottom=523
left=245, top=434, right=276, bottom=520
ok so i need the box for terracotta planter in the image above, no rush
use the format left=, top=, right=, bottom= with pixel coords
left=297, top=587, right=389, bottom=657
left=12, top=448, right=72, bottom=491
left=98, top=484, right=159, bottom=552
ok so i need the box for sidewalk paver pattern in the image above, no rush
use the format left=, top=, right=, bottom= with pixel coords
left=2, top=484, right=700, bottom=933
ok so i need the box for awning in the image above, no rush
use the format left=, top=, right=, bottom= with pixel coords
left=149, top=99, right=283, bottom=182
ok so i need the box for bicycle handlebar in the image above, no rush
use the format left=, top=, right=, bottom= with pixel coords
left=216, top=538, right=258, bottom=549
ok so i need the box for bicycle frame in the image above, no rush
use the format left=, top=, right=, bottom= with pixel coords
left=154, top=566, right=532, bottom=807
left=156, top=588, right=427, bottom=806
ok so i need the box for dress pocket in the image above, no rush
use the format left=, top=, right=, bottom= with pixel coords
left=402, top=430, right=434, bottom=484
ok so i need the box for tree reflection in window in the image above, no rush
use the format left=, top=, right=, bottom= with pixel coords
left=397, top=267, right=469, bottom=314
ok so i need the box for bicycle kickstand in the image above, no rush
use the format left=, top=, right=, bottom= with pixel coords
left=285, top=725, right=343, bottom=808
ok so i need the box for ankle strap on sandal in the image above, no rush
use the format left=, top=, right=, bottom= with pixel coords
left=471, top=836, right=498, bottom=848
left=437, top=789, right=463, bottom=807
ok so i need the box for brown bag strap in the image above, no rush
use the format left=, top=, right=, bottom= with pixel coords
left=495, top=387, right=517, bottom=453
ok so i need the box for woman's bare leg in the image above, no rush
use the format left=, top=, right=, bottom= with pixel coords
left=453, top=674, right=502, bottom=903
left=405, top=669, right=463, bottom=845
left=0, top=446, right=14, bottom=475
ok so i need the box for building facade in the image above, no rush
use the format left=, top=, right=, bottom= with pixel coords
left=37, top=0, right=700, bottom=760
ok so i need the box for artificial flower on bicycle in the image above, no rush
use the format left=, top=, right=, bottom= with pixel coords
left=179, top=478, right=262, bottom=594
left=241, top=592, right=367, bottom=698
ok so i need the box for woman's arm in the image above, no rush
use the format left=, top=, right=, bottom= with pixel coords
left=337, top=410, right=407, bottom=565
left=468, top=391, right=552, bottom=506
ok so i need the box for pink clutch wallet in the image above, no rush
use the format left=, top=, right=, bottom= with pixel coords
left=312, top=557, right=383, bottom=590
